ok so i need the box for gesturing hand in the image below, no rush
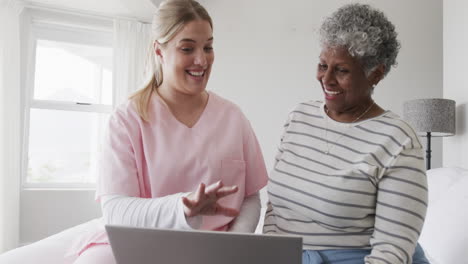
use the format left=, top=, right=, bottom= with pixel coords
left=182, top=181, right=239, bottom=218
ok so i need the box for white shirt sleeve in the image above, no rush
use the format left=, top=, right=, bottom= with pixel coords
left=101, top=193, right=202, bottom=230
left=228, top=192, right=261, bottom=233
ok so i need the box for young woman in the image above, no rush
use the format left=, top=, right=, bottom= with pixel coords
left=72, top=1, right=269, bottom=263
left=0, top=1, right=268, bottom=263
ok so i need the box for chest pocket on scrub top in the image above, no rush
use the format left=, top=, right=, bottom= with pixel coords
left=220, top=159, right=246, bottom=209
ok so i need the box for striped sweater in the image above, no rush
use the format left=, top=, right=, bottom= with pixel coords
left=263, top=101, right=427, bottom=264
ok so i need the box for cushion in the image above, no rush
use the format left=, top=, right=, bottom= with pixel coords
left=419, top=167, right=468, bottom=264
left=425, top=167, right=468, bottom=205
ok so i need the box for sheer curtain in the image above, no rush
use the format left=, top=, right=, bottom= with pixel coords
left=113, top=19, right=153, bottom=105
left=0, top=1, right=23, bottom=253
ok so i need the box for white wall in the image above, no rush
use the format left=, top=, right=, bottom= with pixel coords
left=443, top=0, right=468, bottom=169
left=20, top=190, right=100, bottom=244
left=202, top=0, right=443, bottom=172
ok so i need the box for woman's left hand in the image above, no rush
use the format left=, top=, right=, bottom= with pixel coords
left=182, top=181, right=239, bottom=218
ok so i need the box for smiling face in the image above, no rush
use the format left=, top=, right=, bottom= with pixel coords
left=317, top=46, right=375, bottom=117
left=157, top=19, right=214, bottom=97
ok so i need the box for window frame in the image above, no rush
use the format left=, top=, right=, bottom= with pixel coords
left=21, top=9, right=114, bottom=189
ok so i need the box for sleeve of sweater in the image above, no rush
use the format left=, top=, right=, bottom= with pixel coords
left=100, top=193, right=202, bottom=230
left=365, top=146, right=428, bottom=264
left=273, top=111, right=294, bottom=167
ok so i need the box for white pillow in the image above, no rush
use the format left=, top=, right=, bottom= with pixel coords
left=425, top=167, right=468, bottom=204
left=419, top=167, right=468, bottom=264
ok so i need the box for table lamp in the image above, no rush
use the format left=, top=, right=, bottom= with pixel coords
left=403, top=98, right=455, bottom=170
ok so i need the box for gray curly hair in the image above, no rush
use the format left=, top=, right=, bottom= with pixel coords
left=320, top=3, right=401, bottom=77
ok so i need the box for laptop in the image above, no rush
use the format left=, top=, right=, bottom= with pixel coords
left=106, top=225, right=302, bottom=264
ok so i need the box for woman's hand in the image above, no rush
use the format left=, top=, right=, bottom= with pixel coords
left=182, top=181, right=239, bottom=218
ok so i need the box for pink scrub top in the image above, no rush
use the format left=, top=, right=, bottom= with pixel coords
left=69, top=91, right=268, bottom=256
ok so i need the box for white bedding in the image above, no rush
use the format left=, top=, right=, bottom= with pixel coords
left=419, top=167, right=468, bottom=264
left=0, top=218, right=102, bottom=264
left=2, top=167, right=467, bottom=264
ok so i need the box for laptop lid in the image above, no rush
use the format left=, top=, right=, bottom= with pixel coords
left=106, top=225, right=302, bottom=264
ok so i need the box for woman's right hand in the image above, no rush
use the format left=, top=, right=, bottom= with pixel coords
left=182, top=181, right=239, bottom=218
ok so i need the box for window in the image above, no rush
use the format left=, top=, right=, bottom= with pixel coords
left=22, top=13, right=114, bottom=188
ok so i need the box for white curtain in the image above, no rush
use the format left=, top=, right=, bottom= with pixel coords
left=113, top=19, right=153, bottom=105
left=0, top=1, right=23, bottom=253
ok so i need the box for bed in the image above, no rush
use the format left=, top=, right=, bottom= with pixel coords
left=419, top=167, right=468, bottom=264
left=1, top=167, right=467, bottom=263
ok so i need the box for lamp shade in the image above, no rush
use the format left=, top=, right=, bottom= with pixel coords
left=403, top=98, right=456, bottom=137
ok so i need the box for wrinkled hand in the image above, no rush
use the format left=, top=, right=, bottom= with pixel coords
left=182, top=181, right=239, bottom=218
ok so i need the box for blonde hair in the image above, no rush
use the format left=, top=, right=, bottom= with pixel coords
left=130, top=0, right=213, bottom=121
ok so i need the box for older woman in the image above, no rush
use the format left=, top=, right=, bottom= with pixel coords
left=263, top=4, right=429, bottom=264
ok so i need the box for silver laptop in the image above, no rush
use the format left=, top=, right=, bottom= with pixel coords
left=106, top=225, right=302, bottom=264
